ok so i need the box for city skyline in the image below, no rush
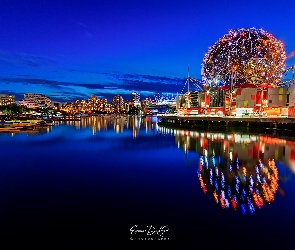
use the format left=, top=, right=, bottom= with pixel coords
left=1, top=0, right=295, bottom=103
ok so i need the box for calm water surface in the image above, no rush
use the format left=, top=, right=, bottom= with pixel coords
left=0, top=115, right=294, bottom=246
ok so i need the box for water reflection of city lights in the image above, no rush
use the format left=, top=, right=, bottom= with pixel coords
left=53, top=115, right=161, bottom=137
left=198, top=157, right=278, bottom=214
left=157, top=126, right=288, bottom=214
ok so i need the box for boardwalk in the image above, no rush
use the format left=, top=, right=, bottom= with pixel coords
left=157, top=114, right=295, bottom=136
left=157, top=114, right=295, bottom=123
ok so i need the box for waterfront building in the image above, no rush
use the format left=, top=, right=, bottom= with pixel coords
left=105, top=103, right=112, bottom=113
left=87, top=95, right=108, bottom=113
left=61, top=102, right=76, bottom=113
left=190, top=91, right=200, bottom=107
left=112, top=95, right=125, bottom=113
left=0, top=94, right=16, bottom=106
left=125, top=100, right=134, bottom=112
left=176, top=93, right=191, bottom=109
left=53, top=102, right=60, bottom=111
left=80, top=100, right=87, bottom=112
left=74, top=100, right=82, bottom=112
left=132, top=92, right=140, bottom=106
left=19, top=93, right=51, bottom=109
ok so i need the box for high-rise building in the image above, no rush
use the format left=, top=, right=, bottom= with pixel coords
left=87, top=95, right=108, bottom=112
left=132, top=92, right=140, bottom=106
left=112, top=95, right=125, bottom=113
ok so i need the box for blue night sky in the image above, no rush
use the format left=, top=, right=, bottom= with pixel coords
left=0, top=0, right=294, bottom=103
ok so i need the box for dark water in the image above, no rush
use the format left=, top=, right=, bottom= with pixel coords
left=0, top=115, right=294, bottom=247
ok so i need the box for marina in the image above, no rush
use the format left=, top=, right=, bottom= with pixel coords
left=0, top=119, right=54, bottom=133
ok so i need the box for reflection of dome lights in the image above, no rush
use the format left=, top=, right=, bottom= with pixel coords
left=198, top=156, right=279, bottom=214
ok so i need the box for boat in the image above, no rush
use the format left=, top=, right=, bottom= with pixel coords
left=44, top=119, right=55, bottom=125
left=0, top=126, right=21, bottom=133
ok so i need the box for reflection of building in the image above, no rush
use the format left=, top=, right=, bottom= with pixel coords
left=156, top=127, right=295, bottom=213
left=78, top=115, right=158, bottom=136
left=199, top=156, right=278, bottom=214
left=259, top=136, right=295, bottom=174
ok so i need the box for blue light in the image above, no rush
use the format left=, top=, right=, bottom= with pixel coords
left=233, top=195, right=237, bottom=203
left=210, top=168, right=213, bottom=185
left=241, top=188, right=246, bottom=201
left=212, top=156, right=216, bottom=167
left=249, top=175, right=254, bottom=187
left=225, top=198, right=230, bottom=209
left=247, top=197, right=255, bottom=214
left=257, top=173, right=261, bottom=183
left=228, top=186, right=232, bottom=198
left=221, top=172, right=225, bottom=189
left=205, top=157, right=209, bottom=169
left=235, top=176, right=240, bottom=193
left=241, top=204, right=247, bottom=215
left=221, top=190, right=225, bottom=199
left=215, top=180, right=219, bottom=191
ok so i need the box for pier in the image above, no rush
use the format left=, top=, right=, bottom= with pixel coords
left=157, top=114, right=295, bottom=136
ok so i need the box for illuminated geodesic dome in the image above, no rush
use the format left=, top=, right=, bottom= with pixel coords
left=198, top=157, right=278, bottom=214
left=201, top=28, right=286, bottom=89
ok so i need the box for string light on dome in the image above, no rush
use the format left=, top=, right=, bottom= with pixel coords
left=201, top=28, right=286, bottom=88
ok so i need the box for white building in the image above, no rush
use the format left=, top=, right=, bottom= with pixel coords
left=19, top=93, right=51, bottom=109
